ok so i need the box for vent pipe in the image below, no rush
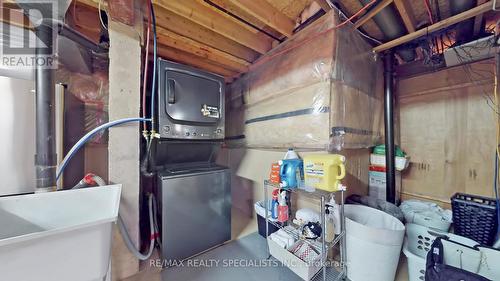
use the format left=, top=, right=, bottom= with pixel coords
left=384, top=51, right=396, bottom=204
left=35, top=22, right=57, bottom=190
left=358, top=0, right=415, bottom=62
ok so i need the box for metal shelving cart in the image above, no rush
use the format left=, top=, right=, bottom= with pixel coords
left=264, top=180, right=347, bottom=281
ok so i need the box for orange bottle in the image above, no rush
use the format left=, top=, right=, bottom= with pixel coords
left=269, top=163, right=281, bottom=184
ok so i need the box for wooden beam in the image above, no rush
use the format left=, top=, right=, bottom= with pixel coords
left=315, top=0, right=332, bottom=11
left=108, top=0, right=134, bottom=26
left=354, top=0, right=393, bottom=29
left=154, top=7, right=259, bottom=62
left=373, top=1, right=493, bottom=53
left=153, top=0, right=273, bottom=54
left=77, top=0, right=102, bottom=9
left=227, top=0, right=295, bottom=37
left=0, top=3, right=33, bottom=29
left=155, top=45, right=238, bottom=78
left=156, top=26, right=250, bottom=73
left=393, top=0, right=416, bottom=32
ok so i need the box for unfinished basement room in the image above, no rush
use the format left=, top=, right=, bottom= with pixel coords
left=1, top=0, right=500, bottom=281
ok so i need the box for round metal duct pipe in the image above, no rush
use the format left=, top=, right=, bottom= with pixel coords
left=358, top=0, right=416, bottom=62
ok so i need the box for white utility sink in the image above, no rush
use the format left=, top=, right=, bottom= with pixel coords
left=0, top=185, right=121, bottom=281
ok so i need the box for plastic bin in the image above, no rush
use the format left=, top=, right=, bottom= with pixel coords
left=254, top=200, right=279, bottom=237
left=0, top=185, right=121, bottom=281
left=400, top=199, right=452, bottom=231
left=267, top=237, right=322, bottom=281
left=451, top=193, right=498, bottom=246
left=345, top=204, right=405, bottom=281
left=403, top=223, right=478, bottom=281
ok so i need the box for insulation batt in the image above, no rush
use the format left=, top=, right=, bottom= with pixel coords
left=226, top=10, right=383, bottom=150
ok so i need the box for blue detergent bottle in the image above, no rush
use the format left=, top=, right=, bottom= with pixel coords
left=279, top=159, right=304, bottom=189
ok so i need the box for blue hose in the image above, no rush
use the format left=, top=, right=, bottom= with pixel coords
left=56, top=118, right=151, bottom=181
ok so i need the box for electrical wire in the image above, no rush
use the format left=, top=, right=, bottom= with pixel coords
left=98, top=0, right=108, bottom=30
left=250, top=0, right=378, bottom=70
left=423, top=0, right=435, bottom=25
left=56, top=117, right=151, bottom=182
left=150, top=0, right=158, bottom=127
left=142, top=2, right=151, bottom=131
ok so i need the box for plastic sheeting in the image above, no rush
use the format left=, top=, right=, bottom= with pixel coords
left=226, top=10, right=383, bottom=150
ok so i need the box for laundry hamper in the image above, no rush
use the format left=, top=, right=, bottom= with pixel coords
left=345, top=204, right=405, bottom=281
left=403, top=223, right=478, bottom=281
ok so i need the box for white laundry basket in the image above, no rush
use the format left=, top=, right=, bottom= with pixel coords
left=0, top=185, right=121, bottom=281
left=345, top=204, right=405, bottom=281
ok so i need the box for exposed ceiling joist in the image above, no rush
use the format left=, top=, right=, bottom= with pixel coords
left=314, top=0, right=332, bottom=11
left=227, top=0, right=295, bottom=37
left=156, top=26, right=250, bottom=73
left=155, top=45, right=238, bottom=79
left=393, top=0, right=416, bottom=32
left=373, top=1, right=493, bottom=53
left=353, top=0, right=393, bottom=29
left=153, top=0, right=273, bottom=54
left=154, top=7, right=258, bottom=62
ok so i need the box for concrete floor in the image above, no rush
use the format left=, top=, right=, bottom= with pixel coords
left=124, top=232, right=409, bottom=281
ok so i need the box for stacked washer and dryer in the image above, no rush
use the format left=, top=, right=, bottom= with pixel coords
left=153, top=59, right=231, bottom=261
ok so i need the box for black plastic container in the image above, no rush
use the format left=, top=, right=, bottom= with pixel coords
left=451, top=193, right=498, bottom=246
left=257, top=214, right=279, bottom=238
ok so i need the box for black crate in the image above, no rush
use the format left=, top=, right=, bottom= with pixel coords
left=451, top=193, right=498, bottom=246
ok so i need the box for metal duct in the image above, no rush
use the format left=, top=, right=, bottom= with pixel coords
left=449, top=0, right=477, bottom=44
left=358, top=0, right=415, bottom=61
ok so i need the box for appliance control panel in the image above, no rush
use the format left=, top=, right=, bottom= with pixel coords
left=160, top=124, right=225, bottom=140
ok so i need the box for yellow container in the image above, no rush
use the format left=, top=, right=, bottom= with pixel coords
left=303, top=154, right=346, bottom=192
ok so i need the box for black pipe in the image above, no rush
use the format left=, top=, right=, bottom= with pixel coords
left=58, top=22, right=108, bottom=53
left=35, top=23, right=57, bottom=189
left=384, top=51, right=396, bottom=203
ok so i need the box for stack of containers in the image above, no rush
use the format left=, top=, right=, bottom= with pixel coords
left=368, top=145, right=409, bottom=201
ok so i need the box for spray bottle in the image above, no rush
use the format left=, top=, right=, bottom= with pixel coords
left=277, top=190, right=289, bottom=223
left=325, top=194, right=341, bottom=242
left=271, top=189, right=279, bottom=220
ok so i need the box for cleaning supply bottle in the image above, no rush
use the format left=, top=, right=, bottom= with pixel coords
left=325, top=195, right=341, bottom=242
left=269, top=162, right=281, bottom=184
left=277, top=191, right=289, bottom=223
left=279, top=159, right=304, bottom=189
left=284, top=148, right=299, bottom=159
left=303, top=154, right=346, bottom=192
left=271, top=189, right=279, bottom=220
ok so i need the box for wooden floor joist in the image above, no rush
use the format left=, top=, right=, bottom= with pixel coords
left=153, top=7, right=259, bottom=62
left=156, top=26, right=250, bottom=73
left=392, top=0, right=416, bottom=32
left=153, top=0, right=273, bottom=54
left=353, top=0, right=393, bottom=29
left=227, top=0, right=295, bottom=37
left=155, top=45, right=238, bottom=78
left=373, top=1, right=493, bottom=53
